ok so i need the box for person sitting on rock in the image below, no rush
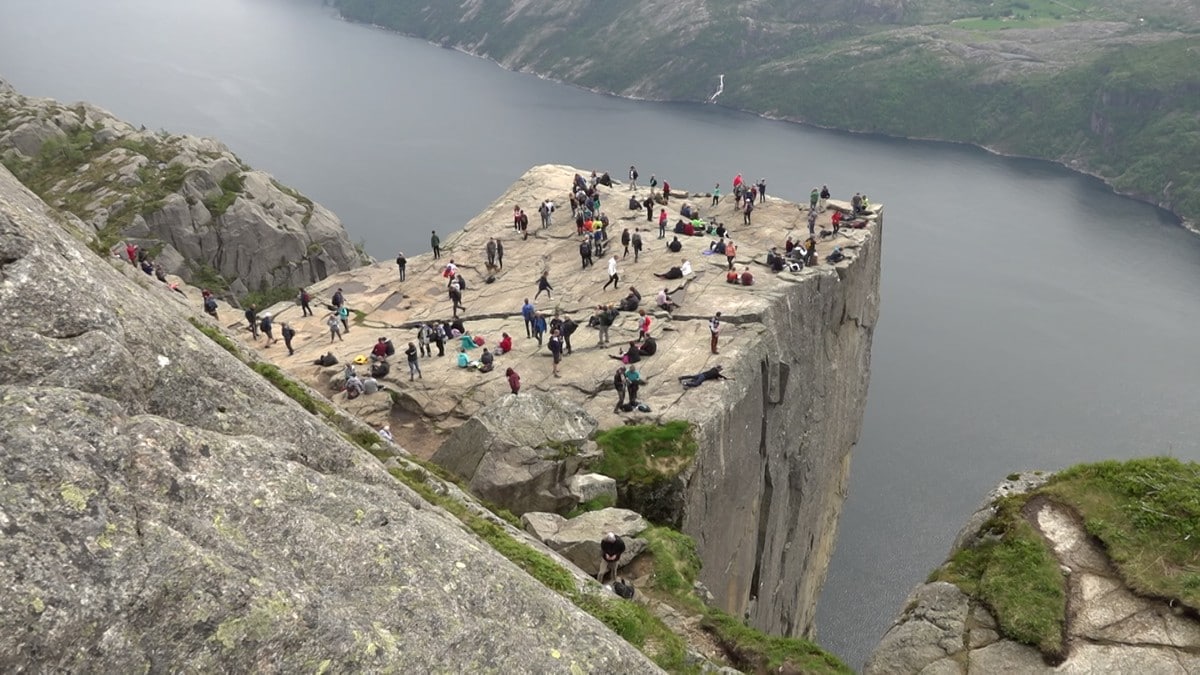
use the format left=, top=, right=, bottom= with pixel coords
left=637, top=336, right=658, bottom=357
left=497, top=332, right=513, bottom=355
left=740, top=267, right=754, bottom=286
left=667, top=236, right=683, bottom=253
left=709, top=237, right=726, bottom=255
left=767, top=248, right=786, bottom=272
left=679, top=365, right=731, bottom=388
left=345, top=374, right=364, bottom=400
left=371, top=337, right=390, bottom=362
left=610, top=341, right=642, bottom=364
left=598, top=532, right=626, bottom=584
left=656, top=288, right=677, bottom=312
left=618, top=287, right=642, bottom=312
left=726, top=268, right=740, bottom=284
left=457, top=347, right=470, bottom=368
left=477, top=347, right=494, bottom=373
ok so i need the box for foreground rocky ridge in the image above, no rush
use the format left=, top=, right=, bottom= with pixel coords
left=0, top=163, right=657, bottom=671
left=240, top=164, right=881, bottom=640
left=0, top=78, right=369, bottom=296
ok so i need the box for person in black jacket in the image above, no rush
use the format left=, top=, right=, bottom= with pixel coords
left=599, top=532, right=626, bottom=584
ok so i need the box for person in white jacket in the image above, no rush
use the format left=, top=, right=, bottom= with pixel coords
left=603, top=255, right=620, bottom=291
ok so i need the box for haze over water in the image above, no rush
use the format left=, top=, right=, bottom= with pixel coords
left=4, top=0, right=1200, bottom=666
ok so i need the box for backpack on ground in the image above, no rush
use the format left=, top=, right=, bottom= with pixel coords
left=613, top=579, right=635, bottom=599
left=385, top=339, right=396, bottom=356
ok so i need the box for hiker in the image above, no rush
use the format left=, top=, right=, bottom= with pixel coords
left=245, top=304, right=259, bottom=340
left=808, top=207, right=818, bottom=237
left=662, top=180, right=671, bottom=203
left=742, top=199, right=753, bottom=226
left=405, top=342, right=422, bottom=380
left=628, top=165, right=638, bottom=190
left=281, top=322, right=296, bottom=356
left=643, top=196, right=654, bottom=222
left=579, top=237, right=594, bottom=269
left=658, top=209, right=668, bottom=239
left=326, top=314, right=343, bottom=342
left=595, top=305, right=615, bottom=346
left=522, top=299, right=536, bottom=338
left=338, top=304, right=351, bottom=333
left=604, top=356, right=631, bottom=408
left=332, top=288, right=345, bottom=309
left=657, top=257, right=696, bottom=278
left=125, top=242, right=138, bottom=264
left=496, top=239, right=505, bottom=268
left=396, top=252, right=407, bottom=280
left=519, top=209, right=529, bottom=239
left=486, top=238, right=497, bottom=267
left=532, top=312, right=548, bottom=347
left=259, top=313, right=276, bottom=345
left=680, top=365, right=731, bottom=388
left=649, top=174, right=657, bottom=193
left=819, top=184, right=830, bottom=211
left=559, top=317, right=578, bottom=354
left=417, top=323, right=432, bottom=357
left=506, top=367, right=521, bottom=395
left=299, top=288, right=313, bottom=317
left=202, top=290, right=219, bottom=320
left=710, top=312, right=721, bottom=354
left=725, top=239, right=738, bottom=271
left=539, top=200, right=552, bottom=228
left=535, top=272, right=553, bottom=300
left=449, top=280, right=466, bottom=317
left=548, top=330, right=564, bottom=377
left=603, top=255, right=620, bottom=291
left=832, top=210, right=843, bottom=233
left=371, top=337, right=390, bottom=362
left=378, top=425, right=394, bottom=442
left=598, top=533, right=626, bottom=584
left=433, top=323, right=446, bottom=357
left=625, top=364, right=643, bottom=406
left=758, top=178, right=767, bottom=203
left=631, top=229, right=643, bottom=262
left=656, top=288, right=677, bottom=312
left=667, top=236, right=683, bottom=253
left=711, top=183, right=720, bottom=207
left=637, top=309, right=652, bottom=340
left=621, top=228, right=631, bottom=258
left=810, top=187, right=820, bottom=211
left=431, top=230, right=441, bottom=259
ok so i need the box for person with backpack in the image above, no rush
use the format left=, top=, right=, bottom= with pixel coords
left=405, top=342, right=422, bottom=380
left=538, top=200, right=551, bottom=228
left=598, top=533, right=626, bottom=584
left=521, top=298, right=536, bottom=338
left=332, top=288, right=345, bottom=309
left=612, top=365, right=627, bottom=413
left=596, top=305, right=615, bottom=347
left=561, top=317, right=578, bottom=355
left=337, top=305, right=351, bottom=333
left=486, top=238, right=497, bottom=268
left=579, top=237, right=593, bottom=269
left=299, top=288, right=313, bottom=317
left=395, top=252, right=407, bottom=281
left=202, top=291, right=219, bottom=320
left=244, top=304, right=259, bottom=340
left=281, top=322, right=296, bottom=356
left=448, top=279, right=466, bottom=317
left=532, top=312, right=548, bottom=347
left=259, top=313, right=276, bottom=346
left=637, top=310, right=652, bottom=340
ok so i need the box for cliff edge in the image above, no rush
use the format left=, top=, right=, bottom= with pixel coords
left=238, top=164, right=881, bottom=641
left=0, top=162, right=657, bottom=672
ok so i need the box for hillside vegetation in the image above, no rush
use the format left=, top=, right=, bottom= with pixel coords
left=332, top=0, right=1200, bottom=225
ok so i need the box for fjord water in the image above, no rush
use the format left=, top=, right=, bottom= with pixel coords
left=4, top=0, right=1200, bottom=666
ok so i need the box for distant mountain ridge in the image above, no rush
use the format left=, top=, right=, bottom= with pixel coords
left=331, top=0, right=1200, bottom=228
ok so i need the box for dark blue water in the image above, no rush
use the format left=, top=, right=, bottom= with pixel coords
left=3, top=0, right=1199, bottom=666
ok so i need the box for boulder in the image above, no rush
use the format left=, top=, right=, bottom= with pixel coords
left=521, top=511, right=567, bottom=541
left=543, top=508, right=648, bottom=576
left=568, top=473, right=618, bottom=504
left=431, top=392, right=600, bottom=514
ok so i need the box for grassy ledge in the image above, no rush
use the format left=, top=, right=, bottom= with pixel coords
left=593, top=420, right=697, bottom=485
left=932, top=457, right=1200, bottom=658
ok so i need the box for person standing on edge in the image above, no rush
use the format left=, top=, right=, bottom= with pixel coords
left=658, top=209, right=668, bottom=239
left=598, top=532, right=626, bottom=584
left=819, top=184, right=830, bottom=211
left=299, top=288, right=313, bottom=317
left=649, top=174, right=657, bottom=194
left=535, top=272, right=553, bottom=300
left=405, top=341, right=422, bottom=380
left=628, top=165, right=638, bottom=190
left=612, top=365, right=627, bottom=412
left=506, top=367, right=521, bottom=395
left=807, top=207, right=818, bottom=237
left=810, top=187, right=819, bottom=211
left=711, top=183, right=721, bottom=207
left=522, top=298, right=536, bottom=338
left=758, top=178, right=766, bottom=203
left=281, top=322, right=296, bottom=356
left=326, top=313, right=343, bottom=343
left=496, top=239, right=505, bottom=268
left=710, top=312, right=722, bottom=354
left=396, top=251, right=407, bottom=281
left=431, top=230, right=441, bottom=260
left=486, top=238, right=497, bottom=267
left=632, top=229, right=643, bottom=262
left=603, top=255, right=620, bottom=291
left=644, top=196, right=654, bottom=223
left=662, top=180, right=671, bottom=204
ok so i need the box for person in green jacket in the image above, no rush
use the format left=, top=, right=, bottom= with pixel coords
left=431, top=230, right=441, bottom=259
left=711, top=184, right=720, bottom=207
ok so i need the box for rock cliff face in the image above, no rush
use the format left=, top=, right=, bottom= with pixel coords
left=237, top=164, right=881, bottom=643
left=0, top=164, right=657, bottom=672
left=0, top=78, right=369, bottom=296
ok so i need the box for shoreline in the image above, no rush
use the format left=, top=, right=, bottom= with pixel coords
left=346, top=14, right=1192, bottom=235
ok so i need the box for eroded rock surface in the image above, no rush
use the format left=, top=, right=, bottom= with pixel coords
left=0, top=163, right=657, bottom=672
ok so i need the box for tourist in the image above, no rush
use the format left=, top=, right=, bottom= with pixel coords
left=579, top=237, right=593, bottom=269
left=299, top=288, right=313, bottom=317
left=819, top=184, right=830, bottom=211
left=259, top=313, right=276, bottom=345
left=535, top=271, right=553, bottom=300
left=417, top=323, right=432, bottom=357
left=679, top=365, right=731, bottom=388
left=808, top=207, right=818, bottom=237
left=758, top=178, right=766, bottom=203
left=742, top=199, right=753, bottom=226
left=371, top=337, right=390, bottom=362
left=281, top=322, right=296, bottom=356
left=431, top=230, right=441, bottom=259
left=396, top=251, right=407, bottom=280
left=656, top=288, right=677, bottom=312
left=561, top=317, right=577, bottom=354
left=740, top=266, right=754, bottom=286
left=405, top=342, right=422, bottom=380
left=595, top=305, right=614, bottom=347
left=810, top=187, right=819, bottom=211
left=449, top=279, right=466, bottom=317
left=725, top=239, right=738, bottom=271
left=332, top=287, right=345, bottom=309
left=603, top=255, right=620, bottom=291
left=496, top=238, right=505, bottom=268
left=532, top=312, right=548, bottom=347
left=506, top=367, right=521, bottom=395
left=628, top=165, right=638, bottom=190
left=598, top=533, right=626, bottom=584
left=497, top=332, right=513, bottom=355
left=337, top=304, right=351, bottom=333
left=621, top=228, right=631, bottom=258
left=548, top=329, right=564, bottom=377
left=486, top=238, right=497, bottom=267
left=625, top=364, right=643, bottom=406
left=326, top=313, right=343, bottom=342
left=612, top=365, right=627, bottom=413
left=378, top=425, right=394, bottom=442
left=631, top=229, right=643, bottom=262
left=637, top=309, right=652, bottom=340
left=710, top=312, right=721, bottom=354
left=711, top=183, right=720, bottom=207
left=658, top=209, right=668, bottom=239
left=667, top=236, right=682, bottom=253
left=522, top=298, right=536, bottom=337
left=245, top=304, right=259, bottom=340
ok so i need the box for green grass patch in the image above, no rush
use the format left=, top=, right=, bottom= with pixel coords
left=700, top=608, right=852, bottom=674
left=251, top=362, right=335, bottom=417
left=188, top=317, right=242, bottom=356
left=1040, top=457, right=1200, bottom=610
left=566, top=493, right=616, bottom=519
left=593, top=421, right=697, bottom=485
left=241, top=285, right=298, bottom=310
left=932, top=496, right=1065, bottom=654
left=642, top=526, right=702, bottom=595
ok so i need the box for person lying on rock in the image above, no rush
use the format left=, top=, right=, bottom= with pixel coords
left=654, top=259, right=693, bottom=280
left=599, top=532, right=626, bottom=584
left=679, top=365, right=731, bottom=388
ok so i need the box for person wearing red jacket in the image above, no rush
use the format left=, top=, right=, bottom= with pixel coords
left=371, top=337, right=389, bottom=361
left=497, top=332, right=513, bottom=355
left=506, top=367, right=521, bottom=395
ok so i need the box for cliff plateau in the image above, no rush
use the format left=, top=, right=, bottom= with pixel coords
left=238, top=164, right=882, bottom=641
left=0, top=163, right=658, bottom=672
